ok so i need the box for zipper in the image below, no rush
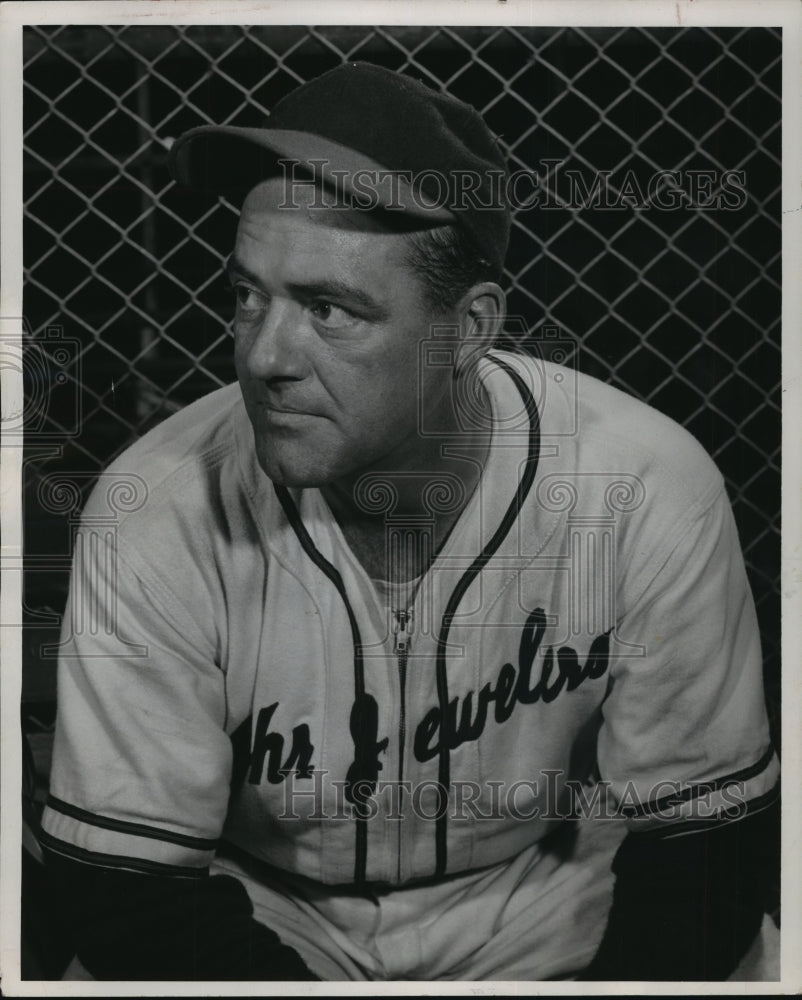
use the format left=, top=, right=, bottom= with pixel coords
left=393, top=607, right=413, bottom=882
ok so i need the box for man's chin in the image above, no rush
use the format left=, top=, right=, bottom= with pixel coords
left=255, top=449, right=335, bottom=490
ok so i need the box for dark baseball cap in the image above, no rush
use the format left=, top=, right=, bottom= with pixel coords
left=168, top=61, right=511, bottom=274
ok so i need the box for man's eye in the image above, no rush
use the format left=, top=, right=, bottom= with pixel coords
left=234, top=284, right=268, bottom=315
left=309, top=301, right=355, bottom=329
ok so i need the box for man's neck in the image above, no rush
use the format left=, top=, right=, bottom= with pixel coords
left=321, top=383, right=492, bottom=583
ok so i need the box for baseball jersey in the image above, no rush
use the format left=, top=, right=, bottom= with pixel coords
left=42, top=349, right=779, bottom=891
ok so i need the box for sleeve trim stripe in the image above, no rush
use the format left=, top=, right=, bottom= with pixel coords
left=46, top=794, right=219, bottom=851
left=638, top=783, right=780, bottom=840
left=40, top=830, right=209, bottom=878
left=625, top=745, right=777, bottom=818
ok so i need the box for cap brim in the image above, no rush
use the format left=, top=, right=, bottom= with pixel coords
left=168, top=126, right=454, bottom=221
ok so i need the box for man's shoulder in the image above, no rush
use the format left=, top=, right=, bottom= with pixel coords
left=495, top=349, right=724, bottom=502
left=82, top=382, right=255, bottom=527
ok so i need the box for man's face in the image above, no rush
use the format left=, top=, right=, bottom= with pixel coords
left=231, top=177, right=456, bottom=489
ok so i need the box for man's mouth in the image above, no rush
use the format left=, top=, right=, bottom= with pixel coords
left=260, top=398, right=318, bottom=416
left=260, top=402, right=322, bottom=426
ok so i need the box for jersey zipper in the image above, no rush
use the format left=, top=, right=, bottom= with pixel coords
left=393, top=607, right=413, bottom=882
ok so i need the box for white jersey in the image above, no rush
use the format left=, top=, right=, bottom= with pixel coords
left=42, top=350, right=779, bottom=892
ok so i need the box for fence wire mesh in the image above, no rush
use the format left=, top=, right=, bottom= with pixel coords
left=21, top=24, right=781, bottom=735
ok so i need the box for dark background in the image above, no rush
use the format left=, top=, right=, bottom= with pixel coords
left=20, top=24, right=781, bottom=976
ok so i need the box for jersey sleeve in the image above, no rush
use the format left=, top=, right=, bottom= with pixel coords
left=41, top=519, right=233, bottom=876
left=597, top=483, right=779, bottom=833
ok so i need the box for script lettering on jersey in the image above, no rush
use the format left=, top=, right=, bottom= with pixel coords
left=247, top=702, right=315, bottom=784
left=345, top=693, right=389, bottom=813
left=413, top=608, right=611, bottom=763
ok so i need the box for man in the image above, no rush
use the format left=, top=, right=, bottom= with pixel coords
left=41, top=62, right=779, bottom=981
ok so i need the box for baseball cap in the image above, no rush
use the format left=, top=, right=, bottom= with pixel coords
left=168, top=61, right=511, bottom=274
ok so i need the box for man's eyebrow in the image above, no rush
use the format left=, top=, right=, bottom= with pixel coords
left=225, top=256, right=262, bottom=288
left=225, top=256, right=388, bottom=318
left=286, top=279, right=387, bottom=317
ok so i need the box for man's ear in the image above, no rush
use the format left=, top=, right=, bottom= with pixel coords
left=455, top=282, right=506, bottom=374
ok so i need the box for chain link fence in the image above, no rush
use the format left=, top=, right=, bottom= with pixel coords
left=21, top=24, right=781, bottom=738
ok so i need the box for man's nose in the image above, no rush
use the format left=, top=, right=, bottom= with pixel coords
left=241, top=298, right=307, bottom=381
